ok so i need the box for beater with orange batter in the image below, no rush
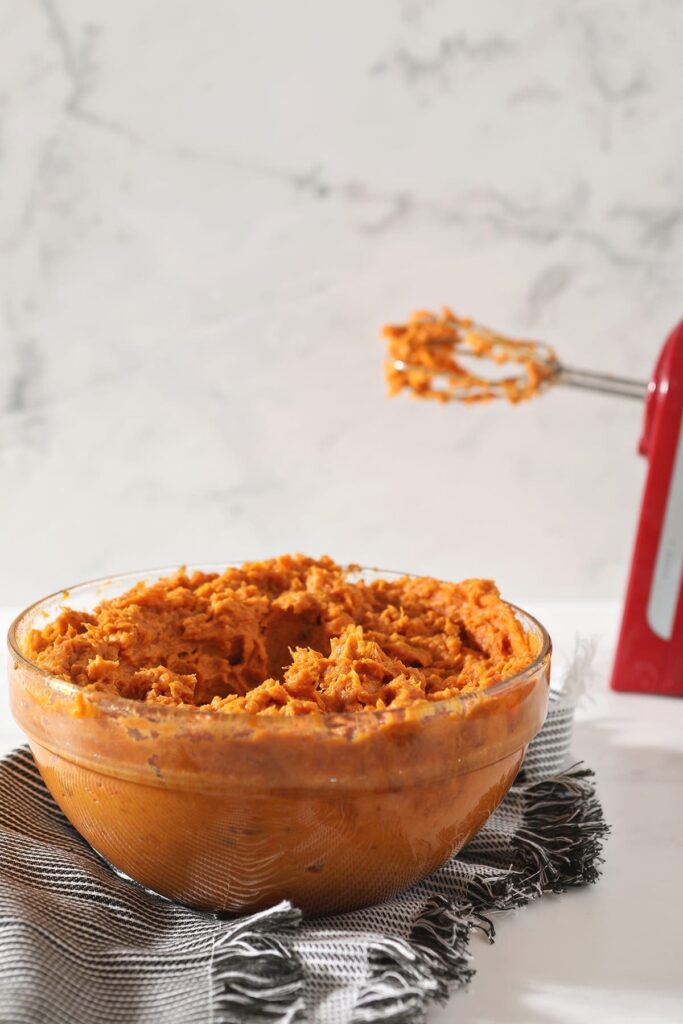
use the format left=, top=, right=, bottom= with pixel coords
left=383, top=307, right=648, bottom=403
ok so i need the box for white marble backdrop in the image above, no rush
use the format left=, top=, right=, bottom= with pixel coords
left=1, top=0, right=682, bottom=607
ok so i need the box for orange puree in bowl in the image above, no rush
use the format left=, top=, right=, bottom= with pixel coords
left=12, top=558, right=550, bottom=914
left=25, top=555, right=539, bottom=713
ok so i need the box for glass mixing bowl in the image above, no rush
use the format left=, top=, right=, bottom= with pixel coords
left=7, top=566, right=551, bottom=916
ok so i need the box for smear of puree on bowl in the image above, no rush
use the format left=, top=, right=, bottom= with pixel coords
left=24, top=555, right=540, bottom=713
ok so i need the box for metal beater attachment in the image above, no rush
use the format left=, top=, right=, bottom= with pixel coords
left=384, top=309, right=649, bottom=403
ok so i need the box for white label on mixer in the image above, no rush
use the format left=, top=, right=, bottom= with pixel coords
left=647, top=414, right=683, bottom=640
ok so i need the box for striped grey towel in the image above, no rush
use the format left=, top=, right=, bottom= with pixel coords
left=0, top=689, right=608, bottom=1024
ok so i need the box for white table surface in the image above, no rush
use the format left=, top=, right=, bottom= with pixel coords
left=2, top=603, right=682, bottom=1024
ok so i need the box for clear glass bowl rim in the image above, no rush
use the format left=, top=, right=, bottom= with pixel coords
left=7, top=562, right=552, bottom=728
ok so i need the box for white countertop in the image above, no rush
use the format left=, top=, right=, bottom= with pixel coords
left=2, top=603, right=682, bottom=1024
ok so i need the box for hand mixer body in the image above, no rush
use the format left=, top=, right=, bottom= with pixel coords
left=611, top=321, right=683, bottom=695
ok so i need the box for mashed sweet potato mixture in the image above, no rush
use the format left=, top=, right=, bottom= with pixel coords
left=25, top=555, right=539, bottom=715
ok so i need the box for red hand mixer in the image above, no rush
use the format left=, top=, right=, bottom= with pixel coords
left=611, top=320, right=683, bottom=696
left=385, top=313, right=683, bottom=696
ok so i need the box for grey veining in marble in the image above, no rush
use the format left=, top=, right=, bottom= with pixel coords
left=1, top=0, right=682, bottom=605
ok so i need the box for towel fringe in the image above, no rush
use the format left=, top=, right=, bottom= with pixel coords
left=350, top=764, right=609, bottom=1023
left=211, top=900, right=306, bottom=1024
left=350, top=895, right=472, bottom=1024
left=464, top=764, right=610, bottom=919
left=511, top=764, right=610, bottom=892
